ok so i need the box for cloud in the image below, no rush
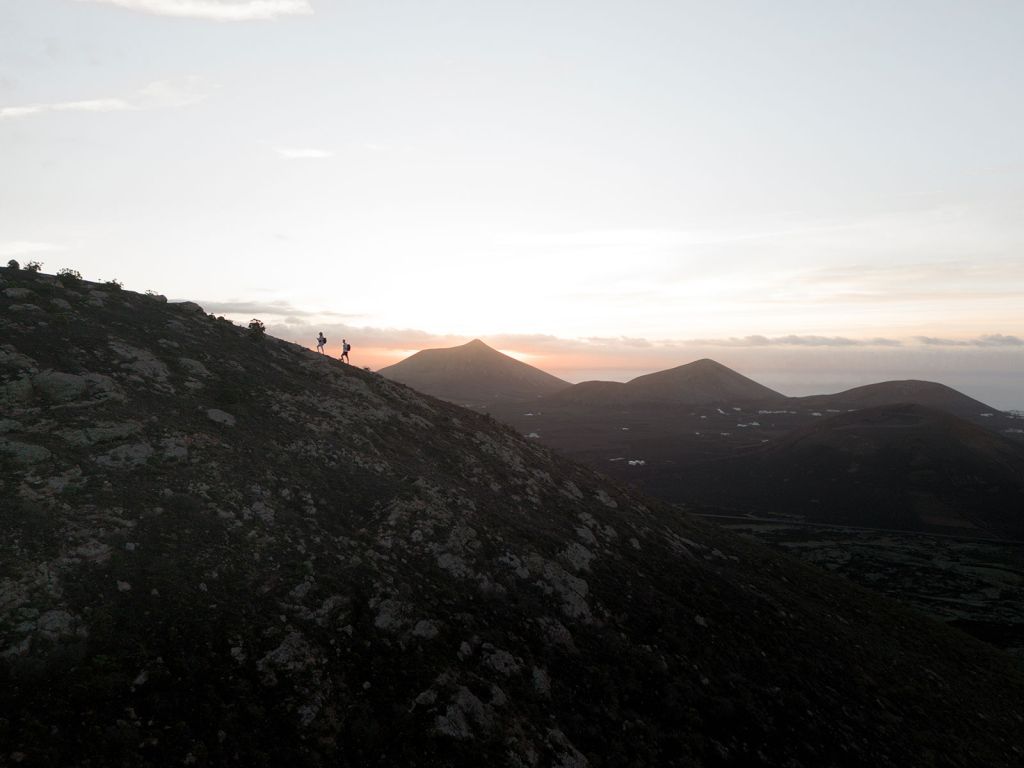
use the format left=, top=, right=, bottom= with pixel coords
left=273, top=147, right=334, bottom=160
left=690, top=335, right=904, bottom=348
left=198, top=299, right=357, bottom=318
left=0, top=77, right=210, bottom=120
left=0, top=241, right=65, bottom=258
left=915, top=334, right=1024, bottom=348
left=75, top=0, right=313, bottom=21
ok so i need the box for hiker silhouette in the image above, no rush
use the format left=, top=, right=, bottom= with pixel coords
left=316, top=332, right=326, bottom=354
left=341, top=338, right=350, bottom=363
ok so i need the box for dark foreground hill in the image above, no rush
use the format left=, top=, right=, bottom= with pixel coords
left=378, top=339, right=570, bottom=406
left=548, top=358, right=784, bottom=407
left=2, top=270, right=1024, bottom=767
left=664, top=404, right=1024, bottom=537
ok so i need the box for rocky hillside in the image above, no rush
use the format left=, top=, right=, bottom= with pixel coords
left=378, top=339, right=570, bottom=406
left=2, top=269, right=1024, bottom=767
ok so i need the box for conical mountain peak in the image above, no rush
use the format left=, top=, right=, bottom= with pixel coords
left=378, top=339, right=569, bottom=405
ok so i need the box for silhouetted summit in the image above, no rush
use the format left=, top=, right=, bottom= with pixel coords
left=3, top=270, right=1024, bottom=766
left=378, top=338, right=570, bottom=405
left=550, top=358, right=784, bottom=406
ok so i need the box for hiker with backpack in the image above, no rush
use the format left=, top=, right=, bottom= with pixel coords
left=316, top=332, right=326, bottom=354
left=340, top=338, right=351, bottom=364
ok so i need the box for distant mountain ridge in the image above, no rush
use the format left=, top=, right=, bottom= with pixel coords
left=377, top=339, right=569, bottom=405
left=549, top=358, right=785, bottom=406
left=792, top=379, right=1000, bottom=419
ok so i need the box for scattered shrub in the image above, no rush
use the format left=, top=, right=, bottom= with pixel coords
left=6, top=259, right=19, bottom=270
left=57, top=267, right=83, bottom=282
left=248, top=318, right=266, bottom=337
left=24, top=260, right=43, bottom=273
left=104, top=279, right=123, bottom=290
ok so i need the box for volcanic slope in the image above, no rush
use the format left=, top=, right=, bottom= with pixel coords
left=548, top=358, right=784, bottom=406
left=2, top=270, right=1024, bottom=767
left=378, top=338, right=570, bottom=406
left=668, top=404, right=1024, bottom=537
left=792, top=379, right=1004, bottom=422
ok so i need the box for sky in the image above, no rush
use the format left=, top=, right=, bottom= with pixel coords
left=1, top=1, right=1022, bottom=407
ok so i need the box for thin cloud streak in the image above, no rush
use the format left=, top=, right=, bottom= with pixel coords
left=0, top=77, right=210, bottom=120
left=75, top=0, right=313, bottom=21
left=199, top=299, right=358, bottom=318
left=915, top=334, right=1024, bottom=347
left=690, top=335, right=904, bottom=348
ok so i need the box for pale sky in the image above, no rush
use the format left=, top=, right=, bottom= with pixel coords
left=2, top=1, right=1022, bottom=407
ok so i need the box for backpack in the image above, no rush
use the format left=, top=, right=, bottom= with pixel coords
left=345, top=342, right=351, bottom=352
left=322, top=337, right=327, bottom=345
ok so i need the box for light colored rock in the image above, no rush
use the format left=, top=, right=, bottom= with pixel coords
left=179, top=358, right=212, bottom=378
left=33, top=370, right=89, bottom=403
left=412, top=619, right=440, bottom=639
left=413, top=689, right=437, bottom=707
left=547, top=730, right=590, bottom=768
left=58, top=420, right=142, bottom=446
left=532, top=667, right=551, bottom=696
left=50, top=298, right=72, bottom=310
left=560, top=542, right=595, bottom=573
left=483, top=648, right=521, bottom=676
left=257, top=630, right=315, bottom=684
left=0, top=439, right=51, bottom=464
left=4, top=287, right=34, bottom=299
left=160, top=436, right=188, bottom=461
left=172, top=300, right=204, bottom=313
left=8, top=303, right=42, bottom=312
left=46, top=467, right=85, bottom=494
left=71, top=540, right=112, bottom=563
left=206, top=409, right=236, bottom=427
left=0, top=376, right=33, bottom=405
left=532, top=557, right=593, bottom=622
left=0, top=347, right=37, bottom=373
left=95, top=441, right=154, bottom=469
left=536, top=617, right=577, bottom=654
left=36, top=609, right=78, bottom=641
left=374, top=598, right=410, bottom=632
left=82, top=373, right=120, bottom=397
left=109, top=341, right=171, bottom=383
left=435, top=687, right=492, bottom=740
